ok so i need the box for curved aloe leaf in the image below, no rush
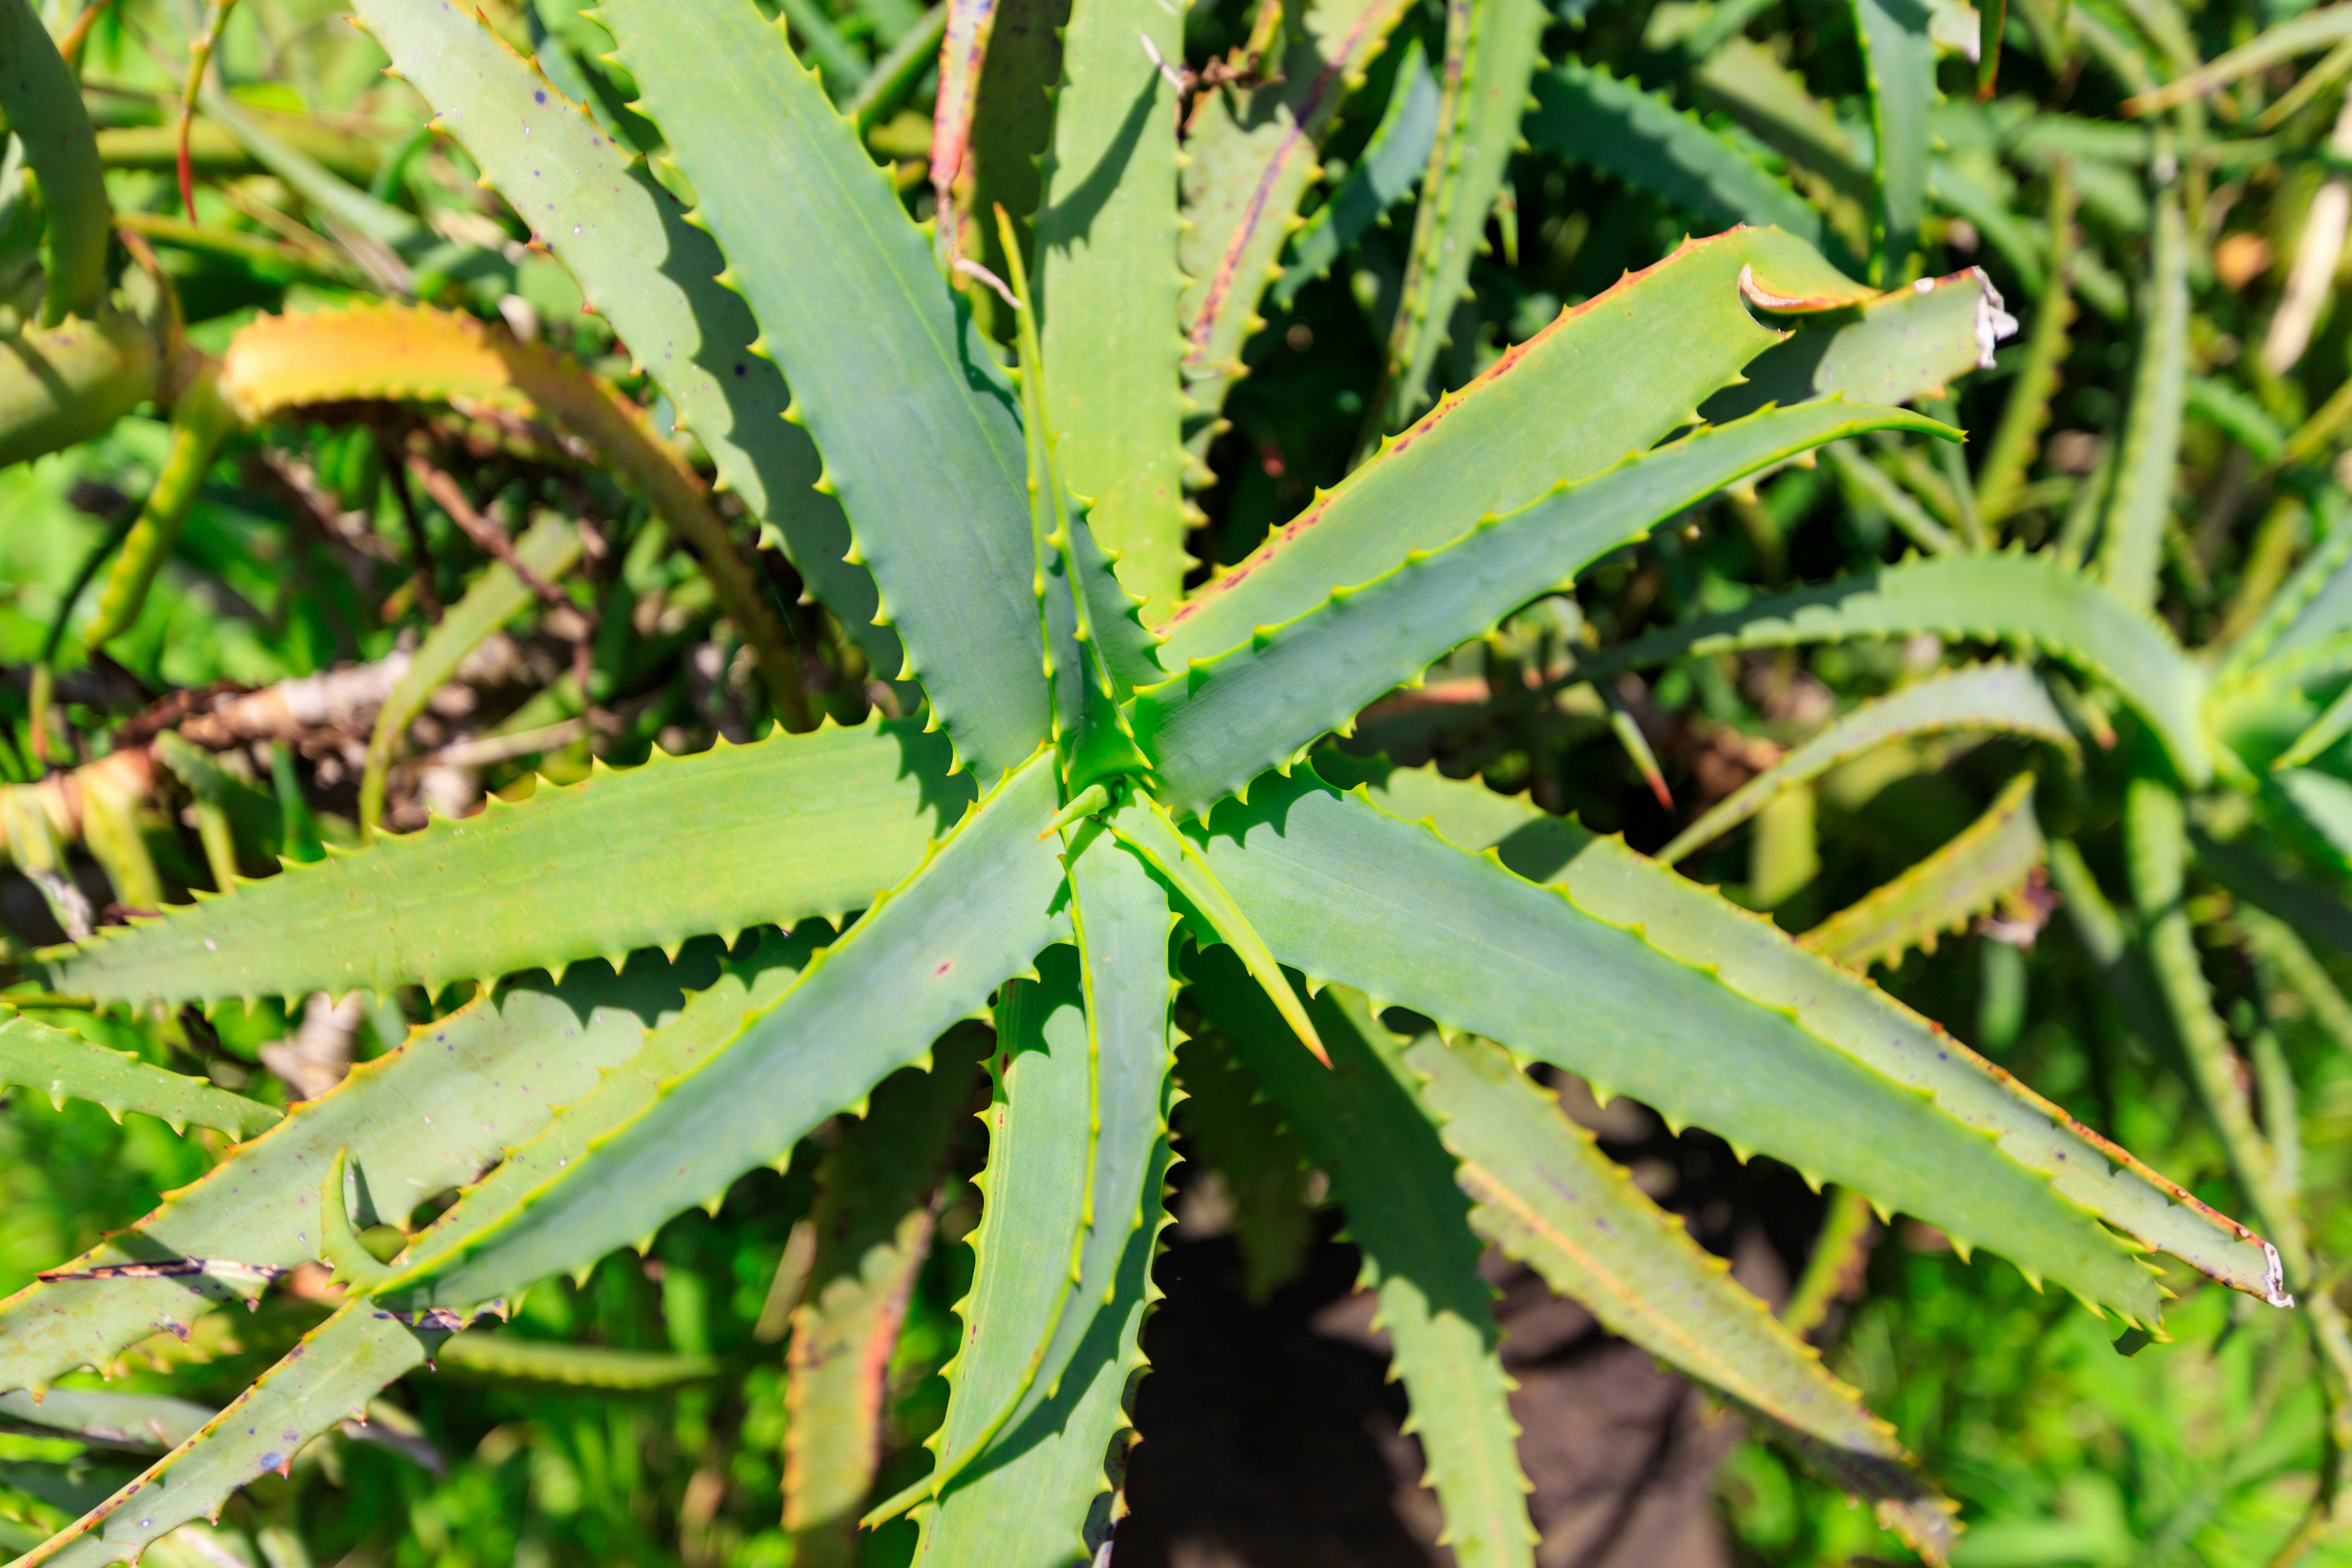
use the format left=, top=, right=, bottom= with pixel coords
left=1406, top=1029, right=1958, bottom=1563
left=372, top=753, right=1068, bottom=1312
left=1523, top=60, right=1831, bottom=257
left=2095, top=189, right=2187, bottom=609
left=0, top=1008, right=278, bottom=1136
left=2223, top=502, right=2352, bottom=688
left=0, top=0, right=109, bottom=322
left=347, top=0, right=903, bottom=689
left=1200, top=766, right=2285, bottom=1319
left=20, top=1303, right=431, bottom=1568
left=1272, top=40, right=1441, bottom=312
left=1036, top=0, right=1187, bottom=620
left=1802, top=769, right=2048, bottom=969
left=1194, top=954, right=1536, bottom=1568
left=598, top=0, right=1046, bottom=778
left=1660, top=662, right=2071, bottom=862
left=1849, top=0, right=1933, bottom=280
left=2274, top=767, right=2352, bottom=877
left=1161, top=226, right=1875, bottom=669
left=1136, top=400, right=1950, bottom=816
left=48, top=718, right=967, bottom=1004
left=0, top=959, right=698, bottom=1395
left=1705, top=266, right=2015, bottom=421
left=1976, top=168, right=2078, bottom=527
left=0, top=314, right=160, bottom=472
left=1590, top=550, right=2211, bottom=786
left=1379, top=0, right=1546, bottom=426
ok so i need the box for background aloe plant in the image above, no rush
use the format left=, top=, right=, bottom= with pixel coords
left=7, top=0, right=2352, bottom=1557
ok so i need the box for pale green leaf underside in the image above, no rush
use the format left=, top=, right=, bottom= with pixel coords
left=600, top=0, right=1047, bottom=777
left=1802, top=770, right=2048, bottom=971
left=0, top=1009, right=279, bottom=1136
left=347, top=0, right=903, bottom=682
left=1137, top=399, right=1950, bottom=816
left=1591, top=551, right=2212, bottom=786
left=1659, top=662, right=2071, bottom=862
left=48, top=719, right=968, bottom=1004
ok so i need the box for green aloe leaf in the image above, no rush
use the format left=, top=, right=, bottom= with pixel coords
left=1703, top=266, right=2016, bottom=421
left=2095, top=188, right=2187, bottom=610
left=374, top=752, right=1068, bottom=1313
left=1272, top=39, right=1441, bottom=311
left=20, top=1303, right=432, bottom=1568
left=348, top=0, right=903, bottom=685
left=1170, top=1030, right=1315, bottom=1300
left=1801, top=770, right=2048, bottom=970
left=1659, top=662, right=2072, bottom=862
left=1380, top=0, right=1547, bottom=426
left=433, top=1334, right=717, bottom=1386
left=1692, top=37, right=1872, bottom=202
left=0, top=959, right=703, bottom=1395
left=0, top=0, right=109, bottom=323
left=1194, top=954, right=1536, bottom=1568
left=48, top=718, right=970, bottom=1003
left=1199, top=765, right=2285, bottom=1319
left=598, top=0, right=1046, bottom=777
left=1404, top=1029, right=1958, bottom=1563
left=1849, top=0, right=1934, bottom=281
left=0, top=1007, right=279, bottom=1136
left=1036, top=0, right=1188, bottom=621
left=0, top=1389, right=213, bottom=1452
left=1589, top=551, right=2212, bottom=786
left=1136, top=399, right=1950, bottom=817
left=1161, top=225, right=1876, bottom=670
left=910, top=840, right=1173, bottom=1562
left=81, top=366, right=240, bottom=650
left=0, top=314, right=160, bottom=472
left=1523, top=60, right=1834, bottom=260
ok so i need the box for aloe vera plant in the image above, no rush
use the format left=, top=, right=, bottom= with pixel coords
left=4, top=0, right=2347, bottom=1558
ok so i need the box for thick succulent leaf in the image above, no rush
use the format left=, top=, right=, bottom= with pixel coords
left=1272, top=40, right=1441, bottom=311
left=1802, top=770, right=2048, bottom=969
left=2275, top=767, right=2352, bottom=876
left=1136, top=400, right=1949, bottom=816
left=0, top=314, right=160, bottom=472
left=0, top=0, right=108, bottom=322
left=1691, top=37, right=1872, bottom=201
left=374, top=753, right=1068, bottom=1312
left=599, top=0, right=1046, bottom=777
left=1522, top=61, right=1831, bottom=256
left=434, top=1334, right=715, bottom=1386
left=0, top=1389, right=212, bottom=1452
left=1849, top=0, right=1934, bottom=278
left=1178, top=0, right=1415, bottom=436
left=1036, top=0, right=1188, bottom=621
left=1589, top=551, right=2211, bottom=786
left=0, top=1008, right=279, bottom=1136
left=1703, top=267, right=2016, bottom=421
left=788, top=1030, right=985, bottom=1560
left=2095, top=189, right=2187, bottom=610
left=347, top=0, right=903, bottom=684
left=2223, top=499, right=2352, bottom=686
left=360, top=513, right=583, bottom=833
left=20, top=1305, right=431, bottom=1568
left=1161, top=226, right=1875, bottom=669
left=1380, top=0, right=1547, bottom=426
left=1169, top=1031, right=1314, bottom=1300
left=1405, top=1030, right=1956, bottom=1562
left=49, top=718, right=968, bottom=1003
left=1197, top=766, right=2286, bottom=1317
left=1975, top=172, right=2078, bottom=527
left=0, top=960, right=698, bottom=1394
left=912, top=846, right=1174, bottom=1564
left=1659, top=662, right=2071, bottom=862
left=1193, top=954, right=1536, bottom=1568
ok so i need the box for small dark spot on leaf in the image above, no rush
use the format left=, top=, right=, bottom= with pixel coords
left=935, top=960, right=952, bottom=978
left=535, top=90, right=548, bottom=104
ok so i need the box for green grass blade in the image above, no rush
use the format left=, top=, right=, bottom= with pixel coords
left=0, top=1008, right=279, bottom=1136
left=1272, top=40, right=1441, bottom=311
left=1192, top=956, right=1536, bottom=1568
left=2095, top=188, right=2187, bottom=609
left=1589, top=551, right=2211, bottom=786
left=1801, top=770, right=2048, bottom=970
left=0, top=0, right=109, bottom=322
left=1180, top=0, right=1417, bottom=443
left=787, top=1030, right=986, bottom=1562
left=599, top=0, right=1046, bottom=777
left=1161, top=226, right=1874, bottom=669
left=1199, top=766, right=2286, bottom=1320
left=1405, top=1029, right=1957, bottom=1562
left=1136, top=400, right=1950, bottom=816
left=48, top=718, right=971, bottom=1004
left=1522, top=60, right=1832, bottom=258
left=374, top=753, right=1068, bottom=1313
left=17, top=1303, right=430, bottom=1568
left=348, top=0, right=905, bottom=687
left=2120, top=2, right=2352, bottom=115
left=1379, top=0, right=1547, bottom=426
left=1849, top=0, right=1934, bottom=281
left=360, top=513, right=583, bottom=836
left=1659, top=662, right=2071, bottom=862
left=1036, top=0, right=1188, bottom=621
